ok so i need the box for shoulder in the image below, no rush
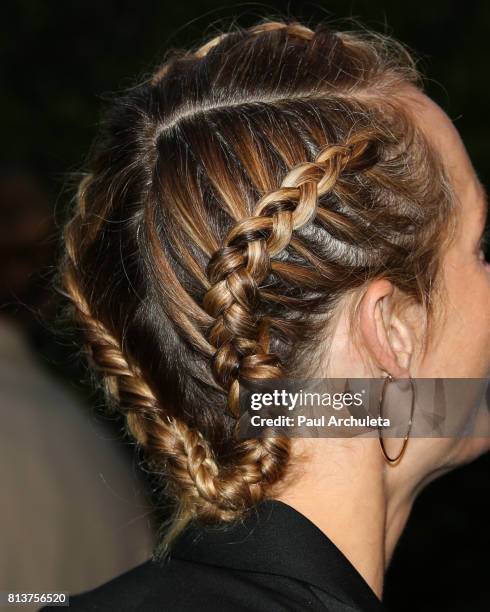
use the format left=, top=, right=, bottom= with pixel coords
left=39, top=556, right=326, bottom=612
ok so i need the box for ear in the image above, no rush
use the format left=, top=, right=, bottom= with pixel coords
left=357, top=278, right=414, bottom=377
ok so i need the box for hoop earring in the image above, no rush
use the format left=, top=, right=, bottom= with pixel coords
left=378, top=374, right=415, bottom=465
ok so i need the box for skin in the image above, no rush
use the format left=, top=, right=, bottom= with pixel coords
left=276, top=87, right=490, bottom=600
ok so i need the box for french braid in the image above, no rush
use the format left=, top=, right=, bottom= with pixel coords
left=64, top=204, right=288, bottom=524
left=61, top=19, right=456, bottom=551
left=204, top=136, right=371, bottom=417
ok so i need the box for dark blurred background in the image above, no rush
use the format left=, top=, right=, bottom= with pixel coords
left=1, top=1, right=489, bottom=611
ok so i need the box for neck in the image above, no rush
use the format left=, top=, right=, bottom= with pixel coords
left=275, top=437, right=414, bottom=600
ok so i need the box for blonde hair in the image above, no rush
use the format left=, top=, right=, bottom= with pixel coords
left=62, top=19, right=456, bottom=554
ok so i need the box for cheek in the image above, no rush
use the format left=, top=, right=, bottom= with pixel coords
left=440, top=253, right=490, bottom=376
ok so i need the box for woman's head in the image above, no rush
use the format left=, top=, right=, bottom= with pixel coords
left=62, top=20, right=489, bottom=548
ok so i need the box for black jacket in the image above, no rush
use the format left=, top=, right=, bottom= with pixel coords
left=41, top=500, right=386, bottom=611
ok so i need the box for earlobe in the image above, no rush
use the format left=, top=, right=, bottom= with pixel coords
left=358, top=279, right=412, bottom=377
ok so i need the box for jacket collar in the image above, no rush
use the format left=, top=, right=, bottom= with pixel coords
left=170, top=499, right=385, bottom=611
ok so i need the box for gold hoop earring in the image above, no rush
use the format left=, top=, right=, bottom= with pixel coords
left=378, top=374, right=415, bottom=465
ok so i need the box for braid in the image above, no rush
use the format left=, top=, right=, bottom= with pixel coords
left=63, top=201, right=290, bottom=528
left=204, top=136, right=370, bottom=416
left=151, top=21, right=314, bottom=85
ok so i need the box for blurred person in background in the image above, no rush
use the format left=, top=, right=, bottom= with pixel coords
left=0, top=168, right=155, bottom=609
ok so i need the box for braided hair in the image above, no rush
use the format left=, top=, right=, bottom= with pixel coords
left=61, top=20, right=456, bottom=552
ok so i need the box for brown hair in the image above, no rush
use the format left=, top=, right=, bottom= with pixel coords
left=62, top=20, right=456, bottom=552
